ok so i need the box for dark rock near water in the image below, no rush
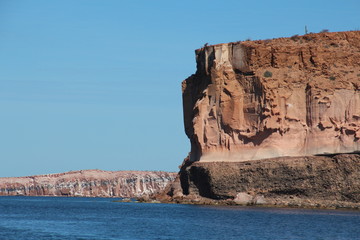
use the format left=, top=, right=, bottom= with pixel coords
left=161, top=153, right=360, bottom=209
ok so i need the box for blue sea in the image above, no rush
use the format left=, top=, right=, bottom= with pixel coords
left=0, top=196, right=359, bottom=240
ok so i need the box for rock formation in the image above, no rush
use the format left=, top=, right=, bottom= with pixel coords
left=183, top=31, right=360, bottom=162
left=0, top=170, right=176, bottom=198
left=162, top=31, right=360, bottom=208
left=176, top=153, right=360, bottom=208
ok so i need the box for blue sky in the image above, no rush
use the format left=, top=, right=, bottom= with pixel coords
left=0, top=0, right=359, bottom=177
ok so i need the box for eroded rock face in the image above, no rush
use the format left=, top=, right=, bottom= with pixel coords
left=183, top=31, right=360, bottom=162
left=0, top=170, right=176, bottom=198
left=178, top=153, right=360, bottom=207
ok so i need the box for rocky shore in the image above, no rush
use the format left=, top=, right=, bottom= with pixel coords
left=157, top=153, right=360, bottom=209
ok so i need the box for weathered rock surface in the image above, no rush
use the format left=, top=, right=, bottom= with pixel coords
left=175, top=153, right=360, bottom=208
left=0, top=170, right=176, bottom=198
left=159, top=31, right=360, bottom=209
left=183, top=31, right=360, bottom=162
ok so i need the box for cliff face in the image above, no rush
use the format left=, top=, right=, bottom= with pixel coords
left=183, top=31, right=360, bottom=162
left=0, top=170, right=176, bottom=198
left=165, top=31, right=360, bottom=208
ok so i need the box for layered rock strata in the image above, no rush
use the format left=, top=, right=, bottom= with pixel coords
left=0, top=170, right=176, bottom=198
left=183, top=31, right=360, bottom=162
left=174, top=153, right=360, bottom=208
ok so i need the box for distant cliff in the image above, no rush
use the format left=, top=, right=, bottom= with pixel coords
left=161, top=31, right=360, bottom=209
left=0, top=170, right=176, bottom=198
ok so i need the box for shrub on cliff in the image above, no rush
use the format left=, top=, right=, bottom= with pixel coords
left=290, top=34, right=300, bottom=41
left=264, top=71, right=273, bottom=78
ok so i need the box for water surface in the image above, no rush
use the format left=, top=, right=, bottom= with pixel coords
left=0, top=196, right=359, bottom=239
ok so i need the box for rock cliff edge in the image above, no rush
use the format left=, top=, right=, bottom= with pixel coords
left=183, top=31, right=360, bottom=162
left=162, top=31, right=360, bottom=208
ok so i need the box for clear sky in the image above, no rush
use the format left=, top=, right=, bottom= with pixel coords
left=0, top=0, right=359, bottom=177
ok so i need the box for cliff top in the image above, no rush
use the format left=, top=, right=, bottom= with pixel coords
left=198, top=31, right=360, bottom=51
left=194, top=30, right=360, bottom=93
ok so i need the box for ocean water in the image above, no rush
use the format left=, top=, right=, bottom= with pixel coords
left=0, top=196, right=359, bottom=240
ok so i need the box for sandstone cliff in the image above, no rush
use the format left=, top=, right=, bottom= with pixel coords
left=162, top=31, right=360, bottom=209
left=0, top=170, right=176, bottom=198
left=183, top=31, right=360, bottom=162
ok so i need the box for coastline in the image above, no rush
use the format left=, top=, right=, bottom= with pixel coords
left=143, top=195, right=360, bottom=210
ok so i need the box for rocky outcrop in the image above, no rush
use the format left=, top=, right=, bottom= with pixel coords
left=0, top=170, right=176, bottom=198
left=160, top=31, right=360, bottom=209
left=183, top=31, right=360, bottom=162
left=175, top=153, right=360, bottom=208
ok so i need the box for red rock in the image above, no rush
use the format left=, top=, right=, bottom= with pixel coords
left=183, top=31, right=360, bottom=163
